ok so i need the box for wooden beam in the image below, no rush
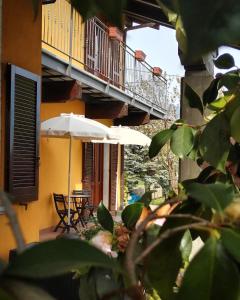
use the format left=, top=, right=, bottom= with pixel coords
left=42, top=80, right=82, bottom=102
left=85, top=102, right=128, bottom=119
left=114, top=112, right=150, bottom=126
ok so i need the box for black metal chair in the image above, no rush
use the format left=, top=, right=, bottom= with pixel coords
left=72, top=190, right=95, bottom=224
left=53, top=193, right=78, bottom=233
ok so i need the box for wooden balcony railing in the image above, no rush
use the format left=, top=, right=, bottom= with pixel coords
left=42, top=0, right=167, bottom=111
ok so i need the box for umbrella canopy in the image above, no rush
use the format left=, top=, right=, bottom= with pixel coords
left=41, top=113, right=118, bottom=226
left=91, top=126, right=151, bottom=146
left=41, top=113, right=117, bottom=140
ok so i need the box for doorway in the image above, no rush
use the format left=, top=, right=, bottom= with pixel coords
left=82, top=143, right=104, bottom=206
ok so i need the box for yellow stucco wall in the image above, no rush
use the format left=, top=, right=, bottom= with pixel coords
left=39, top=101, right=85, bottom=229
left=0, top=0, right=42, bottom=261
left=42, top=0, right=85, bottom=70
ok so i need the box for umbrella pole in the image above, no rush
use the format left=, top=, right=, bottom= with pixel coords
left=67, top=136, right=72, bottom=226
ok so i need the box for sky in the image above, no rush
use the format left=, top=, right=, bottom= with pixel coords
left=127, top=26, right=240, bottom=77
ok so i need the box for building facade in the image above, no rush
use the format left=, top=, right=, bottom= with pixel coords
left=0, top=0, right=167, bottom=260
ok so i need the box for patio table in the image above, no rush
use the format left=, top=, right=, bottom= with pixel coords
left=64, top=194, right=93, bottom=227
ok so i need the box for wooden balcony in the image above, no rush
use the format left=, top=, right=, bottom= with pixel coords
left=42, top=0, right=167, bottom=118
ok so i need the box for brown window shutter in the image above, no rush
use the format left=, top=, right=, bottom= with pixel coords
left=109, top=144, right=118, bottom=211
left=6, top=65, right=41, bottom=202
left=82, top=142, right=93, bottom=201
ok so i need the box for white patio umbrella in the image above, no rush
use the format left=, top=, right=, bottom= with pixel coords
left=91, top=126, right=151, bottom=146
left=41, top=113, right=118, bottom=224
left=91, top=126, right=151, bottom=209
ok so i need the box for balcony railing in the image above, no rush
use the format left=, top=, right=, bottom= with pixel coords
left=42, top=0, right=167, bottom=111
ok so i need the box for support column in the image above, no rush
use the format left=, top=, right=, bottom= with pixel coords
left=103, top=144, right=110, bottom=208
left=180, top=69, right=213, bottom=181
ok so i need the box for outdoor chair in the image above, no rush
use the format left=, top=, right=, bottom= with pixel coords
left=72, top=190, right=95, bottom=223
left=53, top=193, right=78, bottom=233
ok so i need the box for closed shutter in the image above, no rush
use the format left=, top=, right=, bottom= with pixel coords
left=6, top=65, right=41, bottom=202
left=82, top=142, right=93, bottom=201
left=109, top=144, right=118, bottom=211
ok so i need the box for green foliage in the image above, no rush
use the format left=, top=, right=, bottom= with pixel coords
left=218, top=71, right=240, bottom=90
left=97, top=202, right=114, bottom=233
left=125, top=120, right=178, bottom=195
left=214, top=53, right=235, bottom=69
left=202, top=78, right=220, bottom=106
left=149, top=129, right=174, bottom=159
left=199, top=113, right=231, bottom=172
left=180, top=230, right=192, bottom=263
left=184, top=83, right=203, bottom=114
left=5, top=239, right=119, bottom=279
left=177, top=237, right=240, bottom=300
left=221, top=228, right=240, bottom=263
left=185, top=182, right=234, bottom=213
left=79, top=268, right=122, bottom=300
left=121, top=202, right=143, bottom=230
left=230, top=106, right=240, bottom=142
left=70, top=0, right=127, bottom=27
left=170, top=125, right=195, bottom=159
left=147, top=234, right=183, bottom=300
left=162, top=1, right=240, bottom=60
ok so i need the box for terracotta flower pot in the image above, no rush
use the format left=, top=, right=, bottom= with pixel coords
left=108, top=27, right=123, bottom=42
left=135, top=50, right=146, bottom=62
left=153, top=67, right=162, bottom=76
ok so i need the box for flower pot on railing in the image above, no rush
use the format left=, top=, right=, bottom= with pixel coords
left=108, top=27, right=123, bottom=42
left=153, top=67, right=162, bottom=76
left=135, top=50, right=146, bottom=62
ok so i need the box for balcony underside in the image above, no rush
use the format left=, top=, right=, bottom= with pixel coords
left=42, top=50, right=166, bottom=120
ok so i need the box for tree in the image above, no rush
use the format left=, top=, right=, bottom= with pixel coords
left=124, top=74, right=180, bottom=197
left=124, top=119, right=179, bottom=196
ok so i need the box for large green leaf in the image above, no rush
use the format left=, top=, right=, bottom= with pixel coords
left=214, top=54, right=235, bottom=69
left=177, top=237, right=240, bottom=300
left=95, top=268, right=122, bottom=300
left=121, top=203, right=143, bottom=230
left=230, top=106, right=240, bottom=143
left=5, top=239, right=119, bottom=278
left=149, top=129, right=174, bottom=159
left=180, top=230, right=192, bottom=263
left=199, top=113, right=231, bottom=172
left=147, top=234, right=183, bottom=300
left=186, top=182, right=234, bottom=213
left=221, top=228, right=240, bottom=263
left=170, top=125, right=195, bottom=158
left=187, top=130, right=200, bottom=161
left=184, top=83, right=203, bottom=114
left=197, top=166, right=215, bottom=183
left=218, top=72, right=240, bottom=91
left=202, top=78, right=220, bottom=106
left=97, top=202, right=114, bottom=233
left=208, top=96, right=231, bottom=112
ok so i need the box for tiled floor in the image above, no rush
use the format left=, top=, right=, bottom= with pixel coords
left=39, top=227, right=62, bottom=241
